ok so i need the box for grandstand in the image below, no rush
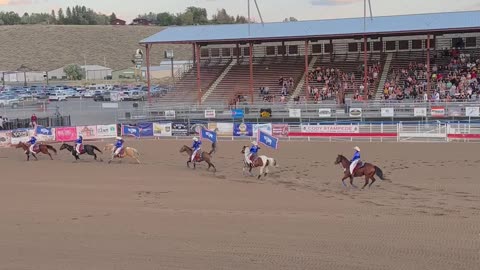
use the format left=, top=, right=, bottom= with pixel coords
left=141, top=11, right=480, bottom=105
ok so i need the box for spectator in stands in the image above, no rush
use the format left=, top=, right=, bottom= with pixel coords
left=30, top=114, right=37, bottom=128
left=288, top=77, right=294, bottom=88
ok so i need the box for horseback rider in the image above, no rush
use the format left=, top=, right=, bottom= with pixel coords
left=248, top=141, right=260, bottom=165
left=74, top=135, right=83, bottom=155
left=350, top=146, right=361, bottom=175
left=191, top=137, right=202, bottom=163
left=27, top=136, right=37, bottom=154
left=112, top=137, right=124, bottom=158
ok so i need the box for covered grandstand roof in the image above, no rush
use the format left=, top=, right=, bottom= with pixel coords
left=141, top=11, right=480, bottom=45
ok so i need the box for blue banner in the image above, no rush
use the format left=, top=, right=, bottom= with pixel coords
left=258, top=130, right=279, bottom=150
left=122, top=125, right=139, bottom=137
left=36, top=125, right=53, bottom=136
left=231, top=109, right=244, bottom=119
left=201, top=128, right=217, bottom=143
left=138, top=122, right=154, bottom=137
left=233, top=122, right=253, bottom=137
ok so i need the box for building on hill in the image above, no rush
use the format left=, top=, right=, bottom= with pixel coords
left=111, top=19, right=126, bottom=26
left=48, top=65, right=113, bottom=81
left=131, top=18, right=152, bottom=26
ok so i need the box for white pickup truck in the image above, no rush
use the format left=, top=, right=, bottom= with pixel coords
left=48, top=92, right=68, bottom=101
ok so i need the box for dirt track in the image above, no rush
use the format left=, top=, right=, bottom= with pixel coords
left=0, top=140, right=478, bottom=269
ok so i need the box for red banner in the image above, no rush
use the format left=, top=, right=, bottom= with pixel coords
left=55, top=127, right=78, bottom=142
left=272, top=124, right=289, bottom=137
left=289, top=132, right=397, bottom=137
left=431, top=106, right=445, bottom=118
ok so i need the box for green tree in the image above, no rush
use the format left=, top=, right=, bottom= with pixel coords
left=185, top=6, right=208, bottom=24
left=64, top=64, right=84, bottom=80
left=156, top=12, right=175, bottom=26
left=58, top=8, right=65, bottom=24
left=235, top=15, right=248, bottom=24
left=65, top=7, right=72, bottom=24
left=51, top=10, right=56, bottom=24
left=212, top=9, right=235, bottom=24
left=109, top=12, right=117, bottom=22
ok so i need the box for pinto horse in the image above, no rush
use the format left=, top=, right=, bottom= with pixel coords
left=334, top=154, right=386, bottom=189
left=179, top=142, right=216, bottom=172
left=15, top=142, right=57, bottom=161
left=60, top=143, right=103, bottom=161
left=241, top=146, right=278, bottom=179
left=103, top=144, right=141, bottom=164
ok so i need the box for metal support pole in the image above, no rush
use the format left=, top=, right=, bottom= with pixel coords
left=304, top=40, right=309, bottom=101
left=427, top=34, right=431, bottom=98
left=145, top=44, right=151, bottom=103
left=364, top=35, right=368, bottom=100
left=196, top=43, right=202, bottom=105
left=249, top=42, right=254, bottom=104
left=236, top=43, right=240, bottom=64
left=171, top=57, right=175, bottom=84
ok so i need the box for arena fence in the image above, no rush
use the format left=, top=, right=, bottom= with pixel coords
left=1, top=121, right=480, bottom=148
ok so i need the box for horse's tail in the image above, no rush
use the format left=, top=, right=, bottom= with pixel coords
left=91, top=145, right=103, bottom=154
left=273, top=158, right=279, bottom=168
left=208, top=142, right=217, bottom=156
left=375, top=166, right=385, bottom=181
left=46, top=145, right=57, bottom=155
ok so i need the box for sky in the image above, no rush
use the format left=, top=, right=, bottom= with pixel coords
left=1, top=0, right=480, bottom=23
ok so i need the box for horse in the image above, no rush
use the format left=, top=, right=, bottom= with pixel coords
left=15, top=142, right=57, bottom=161
left=241, top=146, right=278, bottom=179
left=60, top=143, right=103, bottom=161
left=103, top=144, right=141, bottom=164
left=179, top=142, right=216, bottom=172
left=334, top=154, right=386, bottom=189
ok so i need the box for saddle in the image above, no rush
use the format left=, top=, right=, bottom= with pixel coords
left=194, top=152, right=203, bottom=162
left=78, top=145, right=84, bottom=154
left=32, top=144, right=40, bottom=153
left=353, top=161, right=365, bottom=174
left=249, top=155, right=259, bottom=165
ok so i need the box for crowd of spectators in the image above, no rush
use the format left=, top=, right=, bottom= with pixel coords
left=384, top=48, right=480, bottom=102
left=258, top=76, right=295, bottom=103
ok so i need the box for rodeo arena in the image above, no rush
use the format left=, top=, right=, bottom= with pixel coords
left=1, top=9, right=480, bottom=270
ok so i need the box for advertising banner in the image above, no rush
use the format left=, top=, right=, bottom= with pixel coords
left=138, top=122, right=154, bottom=137
left=253, top=123, right=272, bottom=137
left=153, top=123, right=172, bottom=137
left=289, top=109, right=301, bottom=118
left=414, top=107, right=427, bottom=117
left=96, top=124, right=117, bottom=138
left=318, top=108, right=332, bottom=118
left=190, top=122, right=208, bottom=136
left=272, top=124, right=290, bottom=137
left=448, top=107, right=462, bottom=117
left=231, top=109, right=244, bottom=119
left=204, top=109, right=216, bottom=118
left=122, top=125, right=139, bottom=137
left=11, top=129, right=33, bottom=144
left=431, top=106, right=445, bottom=117
left=381, top=108, right=394, bottom=117
left=301, top=125, right=360, bottom=133
left=233, top=122, right=253, bottom=137
left=208, top=122, right=233, bottom=136
left=0, top=131, right=10, bottom=147
left=465, top=107, right=480, bottom=117
left=76, top=125, right=97, bottom=140
left=165, top=110, right=176, bottom=119
left=55, top=127, right=77, bottom=142
left=36, top=126, right=56, bottom=142
left=349, top=108, right=363, bottom=117
left=172, top=123, right=188, bottom=136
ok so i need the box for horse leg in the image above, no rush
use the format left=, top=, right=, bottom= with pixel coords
left=32, top=153, right=38, bottom=161
left=369, top=176, right=377, bottom=188
left=361, top=175, right=369, bottom=189
left=258, top=166, right=264, bottom=179
left=349, top=176, right=357, bottom=189
left=48, top=151, right=53, bottom=160
left=341, top=175, right=349, bottom=188
left=26, top=153, right=30, bottom=161
left=249, top=166, right=254, bottom=177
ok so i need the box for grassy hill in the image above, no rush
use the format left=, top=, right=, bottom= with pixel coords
left=0, top=25, right=192, bottom=72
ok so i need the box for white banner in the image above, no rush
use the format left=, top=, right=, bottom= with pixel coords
left=253, top=123, right=272, bottom=137
left=0, top=131, right=10, bottom=147
left=208, top=122, right=233, bottom=136
left=301, top=125, right=360, bottom=133
left=381, top=108, right=394, bottom=117
left=10, top=129, right=34, bottom=144
left=318, top=108, right=332, bottom=118
left=96, top=124, right=117, bottom=138
left=349, top=108, right=362, bottom=117
left=153, top=123, right=172, bottom=137
left=465, top=107, right=480, bottom=117
left=76, top=125, right=97, bottom=140
left=165, top=110, right=176, bottom=118
left=414, top=107, right=427, bottom=117
left=289, top=109, right=301, bottom=118
left=204, top=109, right=216, bottom=118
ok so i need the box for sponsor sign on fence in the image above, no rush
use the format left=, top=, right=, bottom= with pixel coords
left=55, top=127, right=77, bottom=142
left=76, top=125, right=97, bottom=140
left=414, top=107, right=427, bottom=117
left=431, top=106, right=445, bottom=117
left=204, top=109, right=216, bottom=118
left=165, top=110, right=176, bottom=119
left=153, top=123, right=172, bottom=137
left=253, top=123, right=272, bottom=137
left=349, top=108, right=362, bottom=117
left=231, top=109, right=244, bottom=119
left=208, top=122, right=233, bottom=136
left=172, top=123, right=188, bottom=136
left=138, top=123, right=154, bottom=137
left=0, top=131, right=10, bottom=147
left=96, top=124, right=117, bottom=138
left=381, top=108, right=394, bottom=117
left=11, top=128, right=33, bottom=144
left=465, top=107, right=480, bottom=117
left=36, top=126, right=55, bottom=142
left=318, top=108, right=332, bottom=118
left=122, top=125, right=139, bottom=137
left=272, top=124, right=290, bottom=137
left=233, top=122, right=253, bottom=136
left=301, top=125, right=360, bottom=133
left=289, top=109, right=301, bottom=118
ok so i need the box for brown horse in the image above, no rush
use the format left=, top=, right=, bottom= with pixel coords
left=241, top=146, right=278, bottom=179
left=179, top=142, right=216, bottom=172
left=103, top=144, right=141, bottom=164
left=15, top=142, right=57, bottom=161
left=334, top=154, right=385, bottom=189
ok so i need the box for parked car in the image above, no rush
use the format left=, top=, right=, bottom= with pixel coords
left=0, top=95, right=20, bottom=107
left=49, top=93, right=68, bottom=101
left=93, top=91, right=112, bottom=102
left=127, top=90, right=145, bottom=101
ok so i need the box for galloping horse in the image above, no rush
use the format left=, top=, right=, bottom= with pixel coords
left=15, top=142, right=57, bottom=161
left=103, top=144, right=141, bottom=164
left=241, top=146, right=278, bottom=179
left=179, top=142, right=216, bottom=172
left=60, top=143, right=103, bottom=161
left=334, top=154, right=386, bottom=189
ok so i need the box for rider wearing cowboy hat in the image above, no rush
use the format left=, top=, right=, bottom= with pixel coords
left=191, top=137, right=202, bottom=163
left=75, top=135, right=83, bottom=155
left=113, top=136, right=124, bottom=158
left=248, top=141, right=260, bottom=165
left=350, top=146, right=361, bottom=175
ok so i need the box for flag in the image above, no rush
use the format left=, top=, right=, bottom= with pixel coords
left=201, top=128, right=217, bottom=143
left=122, top=125, right=139, bottom=137
left=258, top=130, right=279, bottom=150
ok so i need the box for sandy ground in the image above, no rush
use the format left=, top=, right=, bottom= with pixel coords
left=0, top=140, right=478, bottom=270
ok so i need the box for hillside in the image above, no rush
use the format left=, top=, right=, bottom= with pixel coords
left=0, top=25, right=191, bottom=71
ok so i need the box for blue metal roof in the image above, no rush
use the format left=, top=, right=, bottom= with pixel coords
left=141, top=11, right=480, bottom=44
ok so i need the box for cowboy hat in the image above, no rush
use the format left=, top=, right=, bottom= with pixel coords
left=193, top=137, right=199, bottom=141
left=251, top=141, right=258, bottom=146
left=354, top=146, right=361, bottom=152
left=116, top=136, right=122, bottom=140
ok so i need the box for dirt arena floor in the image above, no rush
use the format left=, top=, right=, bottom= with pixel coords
left=0, top=140, right=478, bottom=270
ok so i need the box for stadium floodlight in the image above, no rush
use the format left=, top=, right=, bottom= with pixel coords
left=248, top=0, right=265, bottom=36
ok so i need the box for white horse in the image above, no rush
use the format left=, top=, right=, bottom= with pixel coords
left=241, top=146, right=278, bottom=179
